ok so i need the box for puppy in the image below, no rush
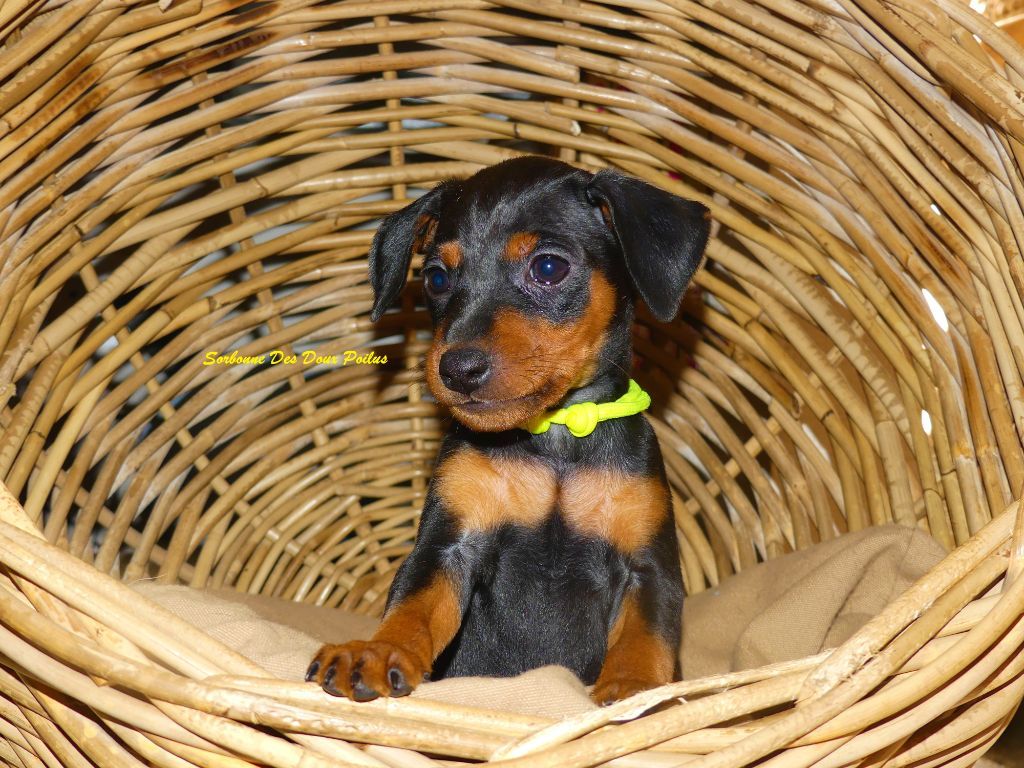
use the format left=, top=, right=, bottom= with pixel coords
left=307, top=156, right=710, bottom=704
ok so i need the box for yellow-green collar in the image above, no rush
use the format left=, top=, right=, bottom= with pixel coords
left=524, top=379, right=651, bottom=438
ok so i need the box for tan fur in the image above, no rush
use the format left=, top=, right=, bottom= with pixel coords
left=560, top=468, right=668, bottom=554
left=592, top=592, right=675, bottom=702
left=309, top=573, right=461, bottom=698
left=438, top=240, right=462, bottom=269
left=436, top=447, right=557, bottom=531
left=502, top=232, right=539, bottom=261
left=425, top=323, right=447, bottom=404
left=429, top=272, right=616, bottom=432
left=375, top=574, right=462, bottom=665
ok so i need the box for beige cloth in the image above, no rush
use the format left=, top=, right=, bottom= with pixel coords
left=134, top=524, right=944, bottom=718
left=682, top=524, right=945, bottom=678
left=134, top=584, right=593, bottom=718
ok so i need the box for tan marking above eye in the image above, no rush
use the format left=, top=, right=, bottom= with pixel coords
left=435, top=447, right=558, bottom=531
left=559, top=469, right=669, bottom=553
left=438, top=241, right=462, bottom=269
left=502, top=232, right=539, bottom=262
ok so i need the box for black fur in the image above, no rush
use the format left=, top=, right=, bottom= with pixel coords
left=368, top=180, right=452, bottom=321
left=585, top=169, right=710, bottom=322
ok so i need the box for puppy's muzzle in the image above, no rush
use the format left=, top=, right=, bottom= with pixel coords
left=438, top=347, right=492, bottom=395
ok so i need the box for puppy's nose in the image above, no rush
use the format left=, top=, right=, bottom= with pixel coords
left=439, top=348, right=491, bottom=395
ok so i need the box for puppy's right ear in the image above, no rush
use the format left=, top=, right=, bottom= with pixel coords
left=368, top=183, right=451, bottom=321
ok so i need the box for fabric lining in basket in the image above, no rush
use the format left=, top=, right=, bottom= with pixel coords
left=133, top=525, right=944, bottom=717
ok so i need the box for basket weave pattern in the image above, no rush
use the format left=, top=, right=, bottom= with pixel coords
left=1, top=0, right=1024, bottom=766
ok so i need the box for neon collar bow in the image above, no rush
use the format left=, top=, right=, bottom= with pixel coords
left=524, top=379, right=651, bottom=438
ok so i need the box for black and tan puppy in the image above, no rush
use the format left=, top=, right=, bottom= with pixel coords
left=306, top=156, right=710, bottom=704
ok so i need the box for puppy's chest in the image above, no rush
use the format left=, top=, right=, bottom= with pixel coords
left=435, top=448, right=667, bottom=554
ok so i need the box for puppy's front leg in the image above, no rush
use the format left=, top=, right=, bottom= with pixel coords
left=592, top=519, right=683, bottom=704
left=307, top=497, right=466, bottom=701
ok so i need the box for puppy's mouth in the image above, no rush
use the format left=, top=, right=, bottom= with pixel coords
left=455, top=393, right=536, bottom=411
left=442, top=389, right=553, bottom=432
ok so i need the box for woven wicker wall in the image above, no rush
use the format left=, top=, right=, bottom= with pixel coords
left=1, top=0, right=1024, bottom=766
left=2, top=0, right=1022, bottom=604
left=987, top=0, right=1024, bottom=24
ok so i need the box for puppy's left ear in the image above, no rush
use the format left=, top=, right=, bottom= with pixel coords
left=586, top=170, right=710, bottom=322
left=368, top=182, right=451, bottom=321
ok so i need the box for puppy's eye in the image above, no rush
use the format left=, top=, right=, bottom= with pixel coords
left=423, top=266, right=451, bottom=295
left=529, top=254, right=570, bottom=286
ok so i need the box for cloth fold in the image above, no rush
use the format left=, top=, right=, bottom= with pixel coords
left=682, top=524, right=946, bottom=678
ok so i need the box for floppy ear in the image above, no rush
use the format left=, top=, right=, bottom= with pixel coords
left=368, top=183, right=450, bottom=321
left=586, top=170, right=710, bottom=322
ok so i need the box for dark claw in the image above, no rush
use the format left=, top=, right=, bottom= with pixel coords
left=350, top=671, right=380, bottom=702
left=305, top=660, right=320, bottom=682
left=388, top=667, right=411, bottom=696
left=322, top=663, right=341, bottom=696
left=422, top=671, right=431, bottom=682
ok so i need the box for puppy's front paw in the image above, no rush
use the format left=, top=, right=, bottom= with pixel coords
left=591, top=676, right=659, bottom=705
left=306, top=641, right=429, bottom=701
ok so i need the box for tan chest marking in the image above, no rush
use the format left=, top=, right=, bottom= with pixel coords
left=436, top=450, right=669, bottom=551
left=559, top=469, right=669, bottom=554
left=436, top=448, right=558, bottom=531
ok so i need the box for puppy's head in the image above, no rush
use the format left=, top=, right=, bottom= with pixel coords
left=369, top=156, right=710, bottom=432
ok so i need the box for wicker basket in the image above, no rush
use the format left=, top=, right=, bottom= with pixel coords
left=2, top=0, right=1024, bottom=765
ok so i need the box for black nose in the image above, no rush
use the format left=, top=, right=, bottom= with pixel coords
left=439, top=347, right=491, bottom=395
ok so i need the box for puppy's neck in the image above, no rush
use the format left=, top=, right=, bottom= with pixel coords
left=555, top=367, right=630, bottom=410
left=556, top=305, right=634, bottom=409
